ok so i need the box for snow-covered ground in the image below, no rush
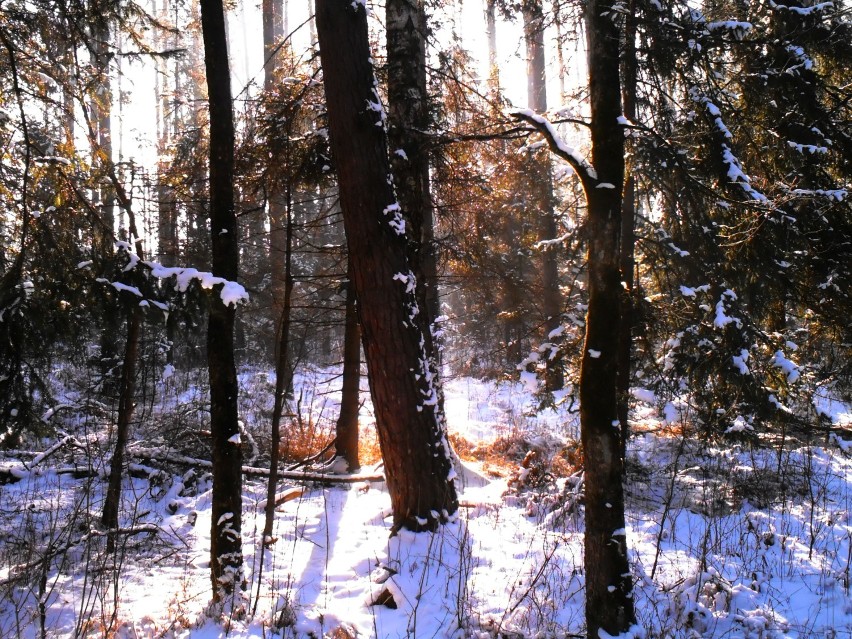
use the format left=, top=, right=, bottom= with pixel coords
left=1, top=368, right=852, bottom=638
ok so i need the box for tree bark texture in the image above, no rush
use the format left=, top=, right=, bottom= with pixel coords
left=581, top=0, right=635, bottom=635
left=315, top=0, right=458, bottom=532
left=200, top=0, right=244, bottom=602
left=386, top=0, right=441, bottom=330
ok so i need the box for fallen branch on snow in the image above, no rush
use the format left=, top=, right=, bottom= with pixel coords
left=128, top=446, right=385, bottom=483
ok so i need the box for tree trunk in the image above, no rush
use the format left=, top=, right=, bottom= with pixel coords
left=523, top=0, right=563, bottom=392
left=385, top=0, right=451, bottom=456
left=93, top=16, right=145, bottom=554
left=101, top=307, right=140, bottom=552
left=315, top=0, right=458, bottom=532
left=485, top=0, right=499, bottom=89
left=386, top=0, right=440, bottom=332
left=582, top=0, right=634, bottom=634
left=264, top=0, right=292, bottom=364
left=200, top=0, right=244, bottom=602
left=157, top=166, right=178, bottom=365
left=617, top=0, right=638, bottom=459
left=99, top=193, right=145, bottom=555
left=260, top=187, right=294, bottom=581
left=262, top=0, right=284, bottom=91
left=334, top=260, right=360, bottom=471
left=91, top=16, right=119, bottom=384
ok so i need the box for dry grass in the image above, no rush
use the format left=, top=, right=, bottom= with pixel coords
left=357, top=426, right=382, bottom=467
left=449, top=432, right=583, bottom=479
left=278, top=415, right=332, bottom=464
left=277, top=419, right=383, bottom=469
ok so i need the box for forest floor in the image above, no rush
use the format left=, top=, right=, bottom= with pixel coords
left=1, top=365, right=851, bottom=638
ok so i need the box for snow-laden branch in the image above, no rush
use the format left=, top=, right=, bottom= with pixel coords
left=691, top=92, right=769, bottom=204
left=113, top=241, right=249, bottom=307
left=507, top=109, right=598, bottom=192
left=769, top=0, right=833, bottom=15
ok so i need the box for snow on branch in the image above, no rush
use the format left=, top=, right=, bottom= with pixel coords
left=507, top=109, right=598, bottom=190
left=769, top=0, right=833, bottom=15
left=720, top=144, right=769, bottom=203
left=148, top=263, right=249, bottom=307
left=113, top=241, right=249, bottom=307
left=691, top=92, right=769, bottom=204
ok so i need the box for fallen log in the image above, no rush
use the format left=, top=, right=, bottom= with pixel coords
left=128, top=446, right=385, bottom=484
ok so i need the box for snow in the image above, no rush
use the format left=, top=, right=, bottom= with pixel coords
left=787, top=140, right=828, bottom=154
left=771, top=350, right=800, bottom=383
left=108, top=244, right=250, bottom=308
left=382, top=203, right=406, bottom=236
left=109, top=281, right=143, bottom=297
left=725, top=414, right=753, bottom=433
left=508, top=108, right=599, bottom=180
left=33, top=155, right=71, bottom=166
left=3, top=370, right=852, bottom=638
left=706, top=20, right=753, bottom=34
left=769, top=0, right=834, bottom=14
left=631, top=388, right=656, bottom=404
left=731, top=349, right=750, bottom=375
left=713, top=289, right=742, bottom=329
left=791, top=188, right=847, bottom=201
left=147, top=263, right=249, bottom=307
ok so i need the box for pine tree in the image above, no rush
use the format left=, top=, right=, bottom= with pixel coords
left=314, top=0, right=458, bottom=531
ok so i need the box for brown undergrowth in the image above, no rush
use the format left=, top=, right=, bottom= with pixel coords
left=449, top=432, right=583, bottom=481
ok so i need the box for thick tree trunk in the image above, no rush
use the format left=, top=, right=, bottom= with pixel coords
left=523, top=0, right=563, bottom=391
left=315, top=0, right=458, bottom=532
left=200, top=0, right=244, bottom=602
left=386, top=0, right=440, bottom=332
left=582, top=0, right=635, bottom=635
left=334, top=261, right=360, bottom=471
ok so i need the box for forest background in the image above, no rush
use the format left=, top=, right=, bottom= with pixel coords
left=0, top=0, right=850, bottom=636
